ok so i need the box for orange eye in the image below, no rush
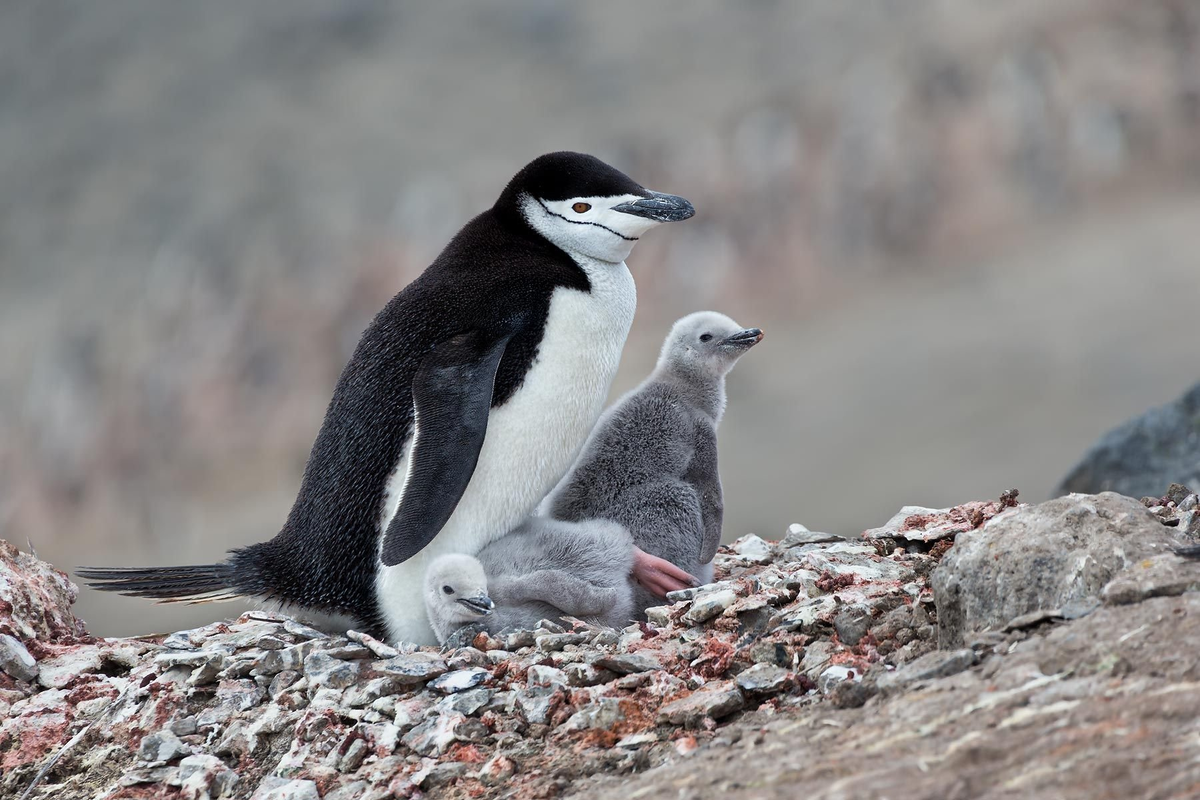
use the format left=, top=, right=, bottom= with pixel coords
left=572, top=202, right=591, bottom=213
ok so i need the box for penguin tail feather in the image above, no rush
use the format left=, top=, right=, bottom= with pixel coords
left=75, top=564, right=243, bottom=605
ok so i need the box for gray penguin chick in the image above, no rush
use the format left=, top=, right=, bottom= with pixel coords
left=544, top=311, right=762, bottom=617
left=424, top=516, right=636, bottom=645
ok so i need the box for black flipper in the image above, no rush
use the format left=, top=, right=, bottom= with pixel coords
left=75, top=564, right=241, bottom=604
left=1177, top=543, right=1200, bottom=559
left=379, top=330, right=512, bottom=567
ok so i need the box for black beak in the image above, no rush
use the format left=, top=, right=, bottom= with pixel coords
left=720, top=328, right=764, bottom=348
left=456, top=595, right=494, bottom=616
left=611, top=191, right=695, bottom=222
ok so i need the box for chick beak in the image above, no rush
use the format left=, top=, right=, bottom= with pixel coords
left=720, top=328, right=764, bottom=348
left=456, top=595, right=494, bottom=616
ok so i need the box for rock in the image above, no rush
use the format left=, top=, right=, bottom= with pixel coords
left=644, top=606, right=675, bottom=627
left=0, top=633, right=38, bottom=682
left=0, top=540, right=88, bottom=643
left=514, top=685, right=563, bottom=725
left=338, top=738, right=369, bottom=773
left=877, top=649, right=977, bottom=690
left=303, top=651, right=363, bottom=689
left=138, top=729, right=192, bottom=764
left=345, top=629, right=400, bottom=660
left=1058, top=381, right=1200, bottom=498
left=730, top=534, right=773, bottom=564
left=616, top=732, right=659, bottom=748
left=436, top=686, right=492, bottom=716
left=932, top=493, right=1188, bottom=647
left=863, top=501, right=1009, bottom=545
left=769, top=595, right=837, bottom=634
left=682, top=588, right=738, bottom=625
left=37, top=646, right=105, bottom=688
left=535, top=632, right=588, bottom=652
left=781, top=527, right=843, bottom=547
left=560, top=698, right=626, bottom=731
left=1100, top=553, right=1200, bottom=605
left=401, top=713, right=469, bottom=757
left=428, top=667, right=489, bottom=693
left=250, top=777, right=321, bottom=800
left=657, top=682, right=744, bottom=728
left=446, top=647, right=489, bottom=670
left=564, top=662, right=617, bottom=686
left=478, top=754, right=517, bottom=786
left=832, top=605, right=872, bottom=646
left=666, top=581, right=734, bottom=602
left=734, top=663, right=792, bottom=695
left=375, top=653, right=447, bottom=684
left=505, top=630, right=537, bottom=650
left=413, top=761, right=471, bottom=789
left=593, top=652, right=662, bottom=674
left=178, top=754, right=240, bottom=799
left=817, top=665, right=860, bottom=694
left=526, top=664, right=568, bottom=688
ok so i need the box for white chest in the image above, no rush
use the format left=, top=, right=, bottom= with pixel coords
left=377, top=259, right=637, bottom=644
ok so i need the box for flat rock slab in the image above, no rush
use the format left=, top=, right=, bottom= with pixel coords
left=657, top=682, right=745, bottom=728
left=572, top=593, right=1200, bottom=800
left=932, top=492, right=1191, bottom=647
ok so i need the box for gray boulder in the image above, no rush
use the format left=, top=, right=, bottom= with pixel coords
left=1057, top=381, right=1200, bottom=498
left=932, top=493, right=1196, bottom=647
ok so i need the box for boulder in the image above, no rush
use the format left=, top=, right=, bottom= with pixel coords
left=933, top=492, right=1198, bottom=646
left=1057, top=381, right=1200, bottom=498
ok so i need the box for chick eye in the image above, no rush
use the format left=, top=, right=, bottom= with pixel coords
left=572, top=202, right=591, bottom=214
left=699, top=334, right=713, bottom=342
left=442, top=585, right=454, bottom=595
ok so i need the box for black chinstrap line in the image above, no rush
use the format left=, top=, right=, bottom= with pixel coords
left=534, top=198, right=639, bottom=242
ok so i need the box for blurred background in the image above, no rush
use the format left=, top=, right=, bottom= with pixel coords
left=3, top=0, right=1199, bottom=636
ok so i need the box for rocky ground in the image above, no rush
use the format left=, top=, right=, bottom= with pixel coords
left=2, top=489, right=1199, bottom=800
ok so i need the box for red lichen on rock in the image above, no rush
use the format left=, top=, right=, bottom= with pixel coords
left=816, top=571, right=856, bottom=593
left=448, top=743, right=487, bottom=763
left=692, top=637, right=736, bottom=679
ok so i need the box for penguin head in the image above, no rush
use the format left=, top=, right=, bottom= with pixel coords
left=424, top=554, right=494, bottom=628
left=659, top=311, right=764, bottom=379
left=498, top=151, right=695, bottom=264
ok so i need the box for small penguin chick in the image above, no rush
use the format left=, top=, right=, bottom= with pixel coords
left=655, top=311, right=764, bottom=421
left=424, top=517, right=637, bottom=644
left=545, top=310, right=763, bottom=616
left=423, top=554, right=495, bottom=645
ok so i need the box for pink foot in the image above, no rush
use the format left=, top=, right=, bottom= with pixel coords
left=631, top=548, right=699, bottom=598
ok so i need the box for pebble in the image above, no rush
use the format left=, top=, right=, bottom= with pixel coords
left=734, top=663, right=793, bottom=695
left=514, top=686, right=562, bottom=725
left=303, top=652, right=363, bottom=689
left=478, top=754, right=517, bottom=786
left=656, top=682, right=745, bottom=728
left=559, top=697, right=625, bottom=731
left=593, top=652, right=662, bottom=674
left=375, top=653, right=448, bottom=684
left=682, top=588, right=739, bottom=625
left=564, top=662, right=617, bottom=687
left=428, top=667, right=490, bottom=693
left=137, top=729, right=192, bottom=764
left=526, top=664, right=568, bottom=688
left=535, top=632, right=588, bottom=652
left=436, top=686, right=492, bottom=716
left=345, top=629, right=400, bottom=660
left=250, top=777, right=321, bottom=800
left=0, top=634, right=38, bottom=682
left=731, top=534, right=773, bottom=563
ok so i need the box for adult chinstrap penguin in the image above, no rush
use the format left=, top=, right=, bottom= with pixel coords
left=423, top=516, right=636, bottom=645
left=79, top=152, right=694, bottom=645
left=545, top=311, right=763, bottom=617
